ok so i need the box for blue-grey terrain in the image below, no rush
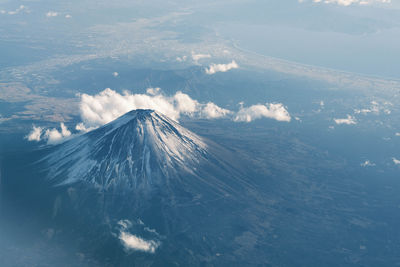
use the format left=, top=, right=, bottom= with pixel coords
left=1, top=0, right=400, bottom=266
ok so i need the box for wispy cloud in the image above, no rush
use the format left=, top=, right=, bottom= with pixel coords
left=299, top=0, right=391, bottom=6
left=176, top=56, right=187, bottom=62
left=361, top=160, right=375, bottom=167
left=146, top=87, right=161, bottom=96
left=334, top=115, right=357, bottom=125
left=191, top=52, right=211, bottom=62
left=354, top=101, right=391, bottom=115
left=46, top=11, right=58, bottom=17
left=1, top=5, right=29, bottom=15
left=117, top=219, right=160, bottom=254
left=205, top=61, right=239, bottom=75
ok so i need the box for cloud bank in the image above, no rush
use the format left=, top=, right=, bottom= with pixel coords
left=205, top=61, right=239, bottom=75
left=27, top=88, right=291, bottom=145
left=78, top=89, right=290, bottom=129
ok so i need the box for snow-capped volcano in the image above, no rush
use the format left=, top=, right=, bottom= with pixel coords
left=41, top=109, right=242, bottom=196
left=15, top=109, right=266, bottom=266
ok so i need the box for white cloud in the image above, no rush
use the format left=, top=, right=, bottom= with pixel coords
left=361, top=160, right=375, bottom=167
left=117, top=219, right=160, bottom=254
left=205, top=61, right=239, bottom=75
left=65, top=14, right=72, bottom=19
left=46, top=11, right=58, bottom=17
left=392, top=158, right=400, bottom=165
left=173, top=91, right=199, bottom=114
left=299, top=0, right=391, bottom=6
left=334, top=115, right=356, bottom=125
left=26, top=125, right=43, bottom=141
left=44, top=123, right=72, bottom=144
left=75, top=122, right=96, bottom=133
left=27, top=123, right=72, bottom=144
left=112, top=72, right=119, bottom=77
left=119, top=231, right=160, bottom=253
left=201, top=102, right=232, bottom=119
left=191, top=52, right=211, bottom=62
left=395, top=133, right=400, bottom=136
left=234, top=103, right=291, bottom=122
